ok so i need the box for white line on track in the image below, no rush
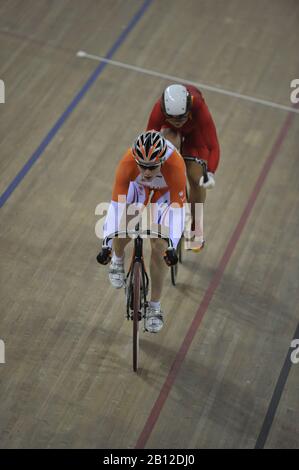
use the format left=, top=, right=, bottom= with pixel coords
left=76, top=50, right=299, bottom=115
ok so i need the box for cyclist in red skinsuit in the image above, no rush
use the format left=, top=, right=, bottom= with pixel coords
left=146, top=83, right=220, bottom=251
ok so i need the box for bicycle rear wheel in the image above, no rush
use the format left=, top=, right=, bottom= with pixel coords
left=171, top=260, right=178, bottom=286
left=132, top=261, right=141, bottom=372
left=171, top=238, right=182, bottom=286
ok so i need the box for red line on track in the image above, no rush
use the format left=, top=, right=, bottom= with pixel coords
left=135, top=109, right=296, bottom=449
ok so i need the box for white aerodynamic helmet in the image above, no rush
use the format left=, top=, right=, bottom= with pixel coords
left=162, top=84, right=192, bottom=117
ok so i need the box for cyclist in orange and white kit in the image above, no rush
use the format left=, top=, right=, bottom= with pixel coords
left=147, top=83, right=220, bottom=251
left=99, top=130, right=186, bottom=333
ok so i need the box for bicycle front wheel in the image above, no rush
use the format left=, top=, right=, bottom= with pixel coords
left=132, top=261, right=141, bottom=372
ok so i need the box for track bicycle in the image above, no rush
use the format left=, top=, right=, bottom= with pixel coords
left=97, top=228, right=177, bottom=372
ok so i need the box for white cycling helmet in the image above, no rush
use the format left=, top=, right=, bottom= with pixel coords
left=162, top=84, right=191, bottom=117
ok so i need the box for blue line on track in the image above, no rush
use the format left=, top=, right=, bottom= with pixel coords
left=0, top=0, right=153, bottom=208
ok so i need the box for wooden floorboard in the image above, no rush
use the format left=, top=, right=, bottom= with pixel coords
left=0, top=0, right=298, bottom=449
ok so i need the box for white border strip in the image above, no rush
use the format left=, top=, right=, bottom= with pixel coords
left=77, top=50, right=299, bottom=114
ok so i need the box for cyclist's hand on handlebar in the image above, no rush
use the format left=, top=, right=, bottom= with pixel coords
left=96, top=246, right=112, bottom=265
left=164, top=247, right=178, bottom=267
left=199, top=171, right=215, bottom=189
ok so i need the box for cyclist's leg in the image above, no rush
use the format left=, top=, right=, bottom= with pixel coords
left=149, top=189, right=169, bottom=302
left=185, top=157, right=206, bottom=202
left=182, top=132, right=207, bottom=203
left=144, top=190, right=170, bottom=332
left=182, top=136, right=207, bottom=250
left=109, top=183, right=146, bottom=288
left=146, top=235, right=167, bottom=332
left=149, top=237, right=168, bottom=301
left=112, top=182, right=146, bottom=257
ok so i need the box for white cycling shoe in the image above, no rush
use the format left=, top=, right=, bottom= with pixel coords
left=145, top=304, right=164, bottom=333
left=109, top=257, right=125, bottom=289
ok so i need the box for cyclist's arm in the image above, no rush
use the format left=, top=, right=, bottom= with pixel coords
left=103, top=151, right=139, bottom=242
left=111, top=150, right=138, bottom=201
left=146, top=101, right=165, bottom=131
left=161, top=152, right=187, bottom=248
left=196, top=101, right=220, bottom=173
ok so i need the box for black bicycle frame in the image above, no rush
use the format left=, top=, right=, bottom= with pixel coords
left=126, top=234, right=149, bottom=320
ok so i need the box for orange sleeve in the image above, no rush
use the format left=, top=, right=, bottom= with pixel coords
left=161, top=150, right=187, bottom=207
left=111, top=149, right=139, bottom=201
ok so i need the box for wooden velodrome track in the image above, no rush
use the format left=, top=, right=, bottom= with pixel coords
left=0, top=0, right=298, bottom=449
